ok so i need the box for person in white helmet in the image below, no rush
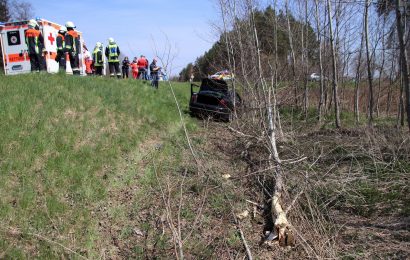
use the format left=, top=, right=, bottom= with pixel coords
left=55, top=26, right=67, bottom=72
left=93, top=42, right=104, bottom=76
left=64, top=21, right=81, bottom=75
left=24, top=19, right=45, bottom=72
left=105, top=37, right=121, bottom=78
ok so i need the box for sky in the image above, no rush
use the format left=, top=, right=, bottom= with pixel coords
left=29, top=0, right=219, bottom=75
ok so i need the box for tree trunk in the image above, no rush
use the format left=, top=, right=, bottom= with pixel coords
left=355, top=19, right=365, bottom=124
left=396, top=0, right=410, bottom=131
left=286, top=0, right=298, bottom=107
left=365, top=0, right=374, bottom=126
left=386, top=58, right=396, bottom=116
left=303, top=0, right=309, bottom=120
left=273, top=0, right=284, bottom=139
left=376, top=18, right=387, bottom=117
left=314, top=0, right=325, bottom=122
left=398, top=77, right=405, bottom=127
left=327, top=0, right=341, bottom=128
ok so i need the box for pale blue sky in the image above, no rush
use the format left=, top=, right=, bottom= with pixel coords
left=30, top=0, right=219, bottom=75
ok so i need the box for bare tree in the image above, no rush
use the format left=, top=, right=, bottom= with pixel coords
left=395, top=0, right=410, bottom=131
left=0, top=0, right=10, bottom=21
left=286, top=0, right=298, bottom=107
left=314, top=0, right=325, bottom=122
left=327, top=0, right=341, bottom=128
left=376, top=17, right=387, bottom=117
left=354, top=18, right=365, bottom=124
left=386, top=55, right=396, bottom=116
left=365, top=0, right=375, bottom=125
left=9, top=0, right=33, bottom=21
left=303, top=0, right=309, bottom=120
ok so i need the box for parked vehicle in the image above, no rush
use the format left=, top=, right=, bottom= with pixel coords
left=189, top=78, right=241, bottom=121
left=308, top=73, right=321, bottom=81
left=209, top=70, right=234, bottom=80
left=308, top=73, right=327, bottom=82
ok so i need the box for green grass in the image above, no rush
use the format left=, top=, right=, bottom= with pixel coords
left=0, top=73, right=196, bottom=258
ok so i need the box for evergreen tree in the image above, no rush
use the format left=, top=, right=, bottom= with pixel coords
left=179, top=5, right=319, bottom=81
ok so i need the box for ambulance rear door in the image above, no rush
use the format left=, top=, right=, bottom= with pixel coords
left=40, top=20, right=60, bottom=73
left=77, top=32, right=86, bottom=75
left=0, top=22, right=31, bottom=75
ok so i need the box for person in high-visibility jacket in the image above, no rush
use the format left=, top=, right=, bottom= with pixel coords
left=25, top=19, right=45, bottom=72
left=93, top=42, right=104, bottom=76
left=105, top=37, right=121, bottom=78
left=64, top=21, right=81, bottom=75
left=55, top=26, right=66, bottom=72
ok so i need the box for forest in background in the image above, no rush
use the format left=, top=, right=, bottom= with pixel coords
left=180, top=0, right=410, bottom=129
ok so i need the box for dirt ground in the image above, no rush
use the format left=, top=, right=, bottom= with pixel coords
left=92, top=118, right=409, bottom=259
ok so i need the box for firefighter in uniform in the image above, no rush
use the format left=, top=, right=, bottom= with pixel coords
left=25, top=19, right=45, bottom=72
left=105, top=37, right=121, bottom=78
left=64, top=21, right=81, bottom=75
left=55, top=26, right=66, bottom=72
left=93, top=42, right=104, bottom=76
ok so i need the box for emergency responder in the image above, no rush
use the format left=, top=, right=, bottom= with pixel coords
left=25, top=19, right=45, bottom=72
left=131, top=57, right=138, bottom=79
left=105, top=38, right=121, bottom=78
left=55, top=26, right=66, bottom=72
left=122, top=56, right=130, bottom=79
left=137, top=55, right=148, bottom=79
left=93, top=42, right=104, bottom=76
left=64, top=21, right=81, bottom=75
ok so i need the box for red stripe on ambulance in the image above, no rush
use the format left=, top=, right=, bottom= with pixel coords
left=4, top=25, right=28, bottom=30
left=8, top=53, right=29, bottom=63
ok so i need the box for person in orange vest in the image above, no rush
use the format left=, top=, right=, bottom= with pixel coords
left=64, top=21, right=81, bottom=75
left=25, top=19, right=45, bottom=72
left=137, top=55, right=148, bottom=79
left=130, top=57, right=139, bottom=79
left=55, top=26, right=66, bottom=72
left=85, top=51, right=93, bottom=76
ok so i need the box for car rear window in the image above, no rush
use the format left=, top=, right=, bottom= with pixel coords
left=200, top=79, right=228, bottom=93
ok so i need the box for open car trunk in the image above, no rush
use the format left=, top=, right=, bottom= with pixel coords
left=195, top=78, right=228, bottom=105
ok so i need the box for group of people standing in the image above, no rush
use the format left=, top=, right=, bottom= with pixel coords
left=24, top=19, right=162, bottom=88
left=91, top=41, right=161, bottom=88
left=122, top=55, right=147, bottom=79
left=25, top=19, right=81, bottom=74
left=119, top=56, right=161, bottom=88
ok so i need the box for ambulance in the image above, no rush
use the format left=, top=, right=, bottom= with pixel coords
left=0, top=18, right=91, bottom=75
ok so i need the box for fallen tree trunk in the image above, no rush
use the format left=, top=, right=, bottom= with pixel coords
left=272, top=165, right=295, bottom=247
left=248, top=3, right=295, bottom=247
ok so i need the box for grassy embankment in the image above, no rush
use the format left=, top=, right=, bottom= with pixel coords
left=0, top=73, right=196, bottom=258
left=1, top=73, right=408, bottom=259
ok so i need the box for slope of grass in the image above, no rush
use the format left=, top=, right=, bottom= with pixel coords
left=0, top=73, right=196, bottom=258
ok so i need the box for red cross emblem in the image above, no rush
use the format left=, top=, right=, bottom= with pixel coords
left=48, top=33, right=55, bottom=45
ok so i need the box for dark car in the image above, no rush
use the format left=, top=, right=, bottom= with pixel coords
left=189, top=78, right=241, bottom=121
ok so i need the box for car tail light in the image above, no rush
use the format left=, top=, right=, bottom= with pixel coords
left=191, top=94, right=197, bottom=103
left=219, top=99, right=227, bottom=107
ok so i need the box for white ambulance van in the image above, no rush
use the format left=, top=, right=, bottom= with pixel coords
left=0, top=19, right=87, bottom=75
